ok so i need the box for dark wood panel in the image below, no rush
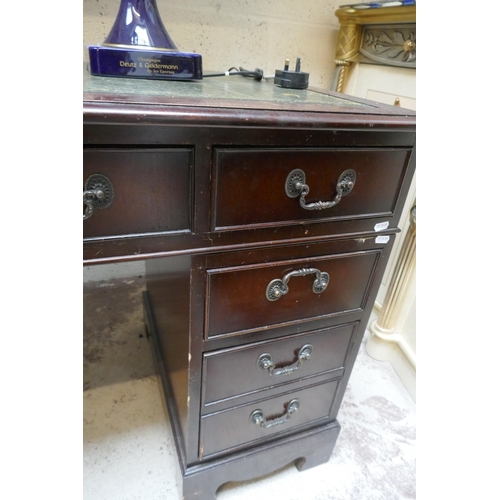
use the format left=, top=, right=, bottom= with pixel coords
left=144, top=256, right=192, bottom=463
left=83, top=148, right=193, bottom=238
left=84, top=122, right=416, bottom=148
left=213, top=148, right=410, bottom=230
left=83, top=222, right=398, bottom=264
left=206, top=250, right=380, bottom=339
left=83, top=102, right=415, bottom=130
left=200, top=378, right=339, bottom=458
left=202, top=323, right=356, bottom=406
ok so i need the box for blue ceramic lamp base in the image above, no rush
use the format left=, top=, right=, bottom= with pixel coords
left=88, top=0, right=203, bottom=81
left=88, top=45, right=203, bottom=80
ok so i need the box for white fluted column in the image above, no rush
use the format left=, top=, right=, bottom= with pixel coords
left=367, top=205, right=416, bottom=369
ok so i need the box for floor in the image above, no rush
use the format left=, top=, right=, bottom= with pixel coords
left=83, top=276, right=416, bottom=500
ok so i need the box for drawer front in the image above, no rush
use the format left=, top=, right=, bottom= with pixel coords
left=202, top=323, right=356, bottom=407
left=213, top=148, right=411, bottom=230
left=200, top=379, right=339, bottom=458
left=83, top=148, right=192, bottom=239
left=206, top=250, right=380, bottom=339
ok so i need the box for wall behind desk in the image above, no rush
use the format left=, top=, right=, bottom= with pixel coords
left=83, top=0, right=344, bottom=89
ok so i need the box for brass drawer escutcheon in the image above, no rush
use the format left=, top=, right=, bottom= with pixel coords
left=83, top=173, right=114, bottom=220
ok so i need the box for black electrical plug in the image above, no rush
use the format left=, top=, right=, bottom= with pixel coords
left=238, top=67, right=264, bottom=81
left=274, top=57, right=309, bottom=89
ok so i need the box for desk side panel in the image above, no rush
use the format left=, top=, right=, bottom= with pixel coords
left=145, top=256, right=192, bottom=465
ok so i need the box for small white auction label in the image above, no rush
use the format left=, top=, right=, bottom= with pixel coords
left=375, top=235, right=390, bottom=244
left=374, top=221, right=389, bottom=231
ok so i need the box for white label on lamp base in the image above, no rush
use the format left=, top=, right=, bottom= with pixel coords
left=374, top=221, right=389, bottom=231
left=375, top=235, right=390, bottom=244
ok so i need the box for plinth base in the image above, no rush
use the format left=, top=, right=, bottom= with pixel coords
left=182, top=420, right=341, bottom=500
left=88, top=45, right=203, bottom=81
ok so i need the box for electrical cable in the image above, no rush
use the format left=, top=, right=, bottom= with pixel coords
left=203, top=66, right=265, bottom=81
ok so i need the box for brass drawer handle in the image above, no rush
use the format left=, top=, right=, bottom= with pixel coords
left=266, top=267, right=329, bottom=301
left=250, top=399, right=300, bottom=429
left=83, top=173, right=114, bottom=220
left=285, top=168, right=356, bottom=210
left=257, top=344, right=313, bottom=376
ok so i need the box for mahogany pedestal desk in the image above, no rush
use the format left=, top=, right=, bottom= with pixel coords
left=83, top=71, right=416, bottom=499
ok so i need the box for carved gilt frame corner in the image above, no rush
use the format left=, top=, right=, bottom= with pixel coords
left=333, top=5, right=416, bottom=93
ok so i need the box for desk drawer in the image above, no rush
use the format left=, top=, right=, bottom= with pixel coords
left=83, top=148, right=192, bottom=239
left=200, top=379, right=339, bottom=458
left=205, top=250, right=380, bottom=339
left=202, top=323, right=356, bottom=407
left=213, top=148, right=410, bottom=231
